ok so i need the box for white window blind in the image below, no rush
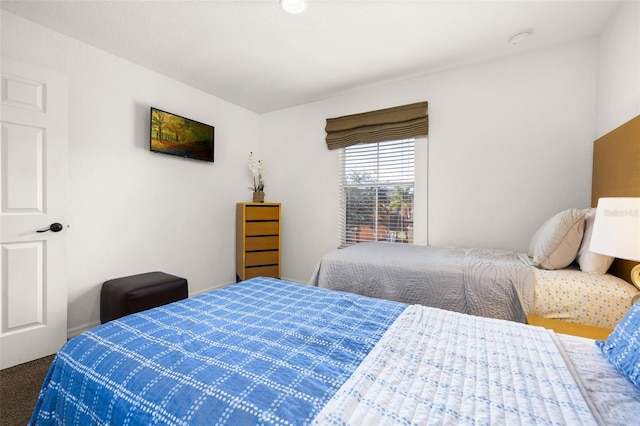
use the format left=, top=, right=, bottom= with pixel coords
left=339, top=139, right=415, bottom=246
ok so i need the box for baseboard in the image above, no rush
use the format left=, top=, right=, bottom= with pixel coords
left=67, top=321, right=100, bottom=339
left=188, top=281, right=233, bottom=297
left=66, top=282, right=236, bottom=340
left=280, top=276, right=306, bottom=285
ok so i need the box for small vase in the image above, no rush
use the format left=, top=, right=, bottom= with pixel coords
left=253, top=191, right=265, bottom=203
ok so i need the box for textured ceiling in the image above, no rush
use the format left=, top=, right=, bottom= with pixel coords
left=0, top=0, right=622, bottom=113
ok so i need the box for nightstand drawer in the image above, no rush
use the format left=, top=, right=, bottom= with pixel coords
left=243, top=265, right=280, bottom=280
left=245, top=206, right=280, bottom=221
left=245, top=236, right=279, bottom=251
left=245, top=221, right=279, bottom=236
left=245, top=251, right=279, bottom=267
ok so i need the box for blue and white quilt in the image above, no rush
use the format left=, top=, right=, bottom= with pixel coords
left=315, top=305, right=598, bottom=425
left=29, top=278, right=404, bottom=425
left=30, top=277, right=600, bottom=425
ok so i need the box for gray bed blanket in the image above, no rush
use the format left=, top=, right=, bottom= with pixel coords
left=310, top=242, right=535, bottom=323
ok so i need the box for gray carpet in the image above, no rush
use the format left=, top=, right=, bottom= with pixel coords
left=0, top=354, right=54, bottom=425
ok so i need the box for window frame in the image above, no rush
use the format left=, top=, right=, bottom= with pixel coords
left=339, top=139, right=417, bottom=247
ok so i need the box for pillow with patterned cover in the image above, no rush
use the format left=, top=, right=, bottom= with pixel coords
left=596, top=300, right=640, bottom=389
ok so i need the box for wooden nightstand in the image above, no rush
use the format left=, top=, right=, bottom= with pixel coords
left=526, top=315, right=612, bottom=340
left=236, top=203, right=281, bottom=281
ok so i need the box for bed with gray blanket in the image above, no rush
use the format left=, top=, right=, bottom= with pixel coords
left=310, top=242, right=535, bottom=323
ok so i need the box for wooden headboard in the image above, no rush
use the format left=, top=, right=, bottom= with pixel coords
left=591, top=114, right=640, bottom=284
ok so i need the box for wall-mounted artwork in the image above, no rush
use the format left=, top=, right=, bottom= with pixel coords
left=150, top=107, right=214, bottom=162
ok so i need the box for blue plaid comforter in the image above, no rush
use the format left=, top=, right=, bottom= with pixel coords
left=29, top=278, right=405, bottom=425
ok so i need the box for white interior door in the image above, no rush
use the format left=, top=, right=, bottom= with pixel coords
left=0, top=57, right=68, bottom=369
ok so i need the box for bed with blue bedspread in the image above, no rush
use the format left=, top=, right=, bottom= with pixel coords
left=30, top=277, right=640, bottom=425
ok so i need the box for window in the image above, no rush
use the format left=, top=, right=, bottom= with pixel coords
left=339, top=139, right=415, bottom=246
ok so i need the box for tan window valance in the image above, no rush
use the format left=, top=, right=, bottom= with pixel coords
left=325, top=101, right=428, bottom=150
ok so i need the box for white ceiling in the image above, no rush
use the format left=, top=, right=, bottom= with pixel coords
left=1, top=0, right=622, bottom=113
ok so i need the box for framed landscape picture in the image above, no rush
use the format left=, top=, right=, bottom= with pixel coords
left=150, top=107, right=214, bottom=162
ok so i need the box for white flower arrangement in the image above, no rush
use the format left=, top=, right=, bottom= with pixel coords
left=248, top=152, right=265, bottom=192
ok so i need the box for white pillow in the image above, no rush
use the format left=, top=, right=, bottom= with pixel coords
left=528, top=208, right=587, bottom=270
left=576, top=208, right=615, bottom=274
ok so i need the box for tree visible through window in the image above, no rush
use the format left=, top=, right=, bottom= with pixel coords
left=340, top=139, right=415, bottom=246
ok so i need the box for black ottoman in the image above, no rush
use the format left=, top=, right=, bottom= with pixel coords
left=100, top=271, right=188, bottom=323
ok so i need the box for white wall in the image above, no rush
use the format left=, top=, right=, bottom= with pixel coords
left=266, top=40, right=599, bottom=283
left=597, top=1, right=640, bottom=135
left=1, top=11, right=263, bottom=335
left=4, top=6, right=631, bottom=336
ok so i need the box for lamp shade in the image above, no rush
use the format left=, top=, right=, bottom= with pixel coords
left=590, top=197, right=640, bottom=262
